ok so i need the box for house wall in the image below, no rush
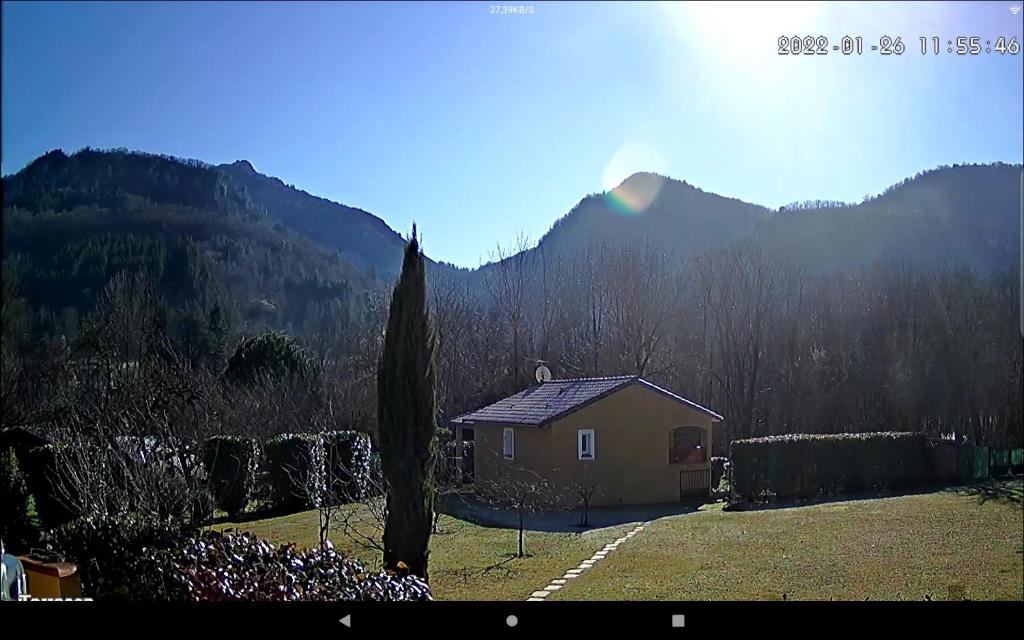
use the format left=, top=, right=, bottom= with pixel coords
left=473, top=421, right=554, bottom=501
left=468, top=382, right=714, bottom=508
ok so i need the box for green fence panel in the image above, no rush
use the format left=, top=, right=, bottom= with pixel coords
left=973, top=446, right=989, bottom=479
left=1011, top=448, right=1024, bottom=466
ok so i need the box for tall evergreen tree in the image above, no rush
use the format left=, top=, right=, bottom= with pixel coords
left=378, top=226, right=438, bottom=581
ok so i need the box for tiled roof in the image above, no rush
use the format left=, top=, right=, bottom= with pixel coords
left=450, top=376, right=723, bottom=427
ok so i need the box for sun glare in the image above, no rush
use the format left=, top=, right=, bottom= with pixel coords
left=657, top=1, right=824, bottom=60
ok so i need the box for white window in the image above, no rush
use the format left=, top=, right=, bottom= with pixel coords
left=503, top=427, right=515, bottom=460
left=578, top=429, right=595, bottom=460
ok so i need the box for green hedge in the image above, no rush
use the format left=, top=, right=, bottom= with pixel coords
left=264, top=433, right=325, bottom=512
left=729, top=431, right=930, bottom=502
left=322, top=431, right=372, bottom=503
left=203, top=436, right=260, bottom=517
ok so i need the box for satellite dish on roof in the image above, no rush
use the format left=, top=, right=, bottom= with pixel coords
left=535, top=365, right=552, bottom=383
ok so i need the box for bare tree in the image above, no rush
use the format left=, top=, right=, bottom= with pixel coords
left=477, top=451, right=565, bottom=558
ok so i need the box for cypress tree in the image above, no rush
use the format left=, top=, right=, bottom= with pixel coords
left=378, top=225, right=438, bottom=581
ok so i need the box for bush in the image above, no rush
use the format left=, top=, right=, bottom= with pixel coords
left=203, top=435, right=259, bottom=517
left=321, top=431, right=372, bottom=503
left=0, top=448, right=40, bottom=553
left=459, top=440, right=474, bottom=483
left=171, top=531, right=432, bottom=601
left=367, top=449, right=384, bottom=497
left=224, top=332, right=319, bottom=386
left=438, top=440, right=474, bottom=485
left=18, top=444, right=81, bottom=529
left=710, top=456, right=729, bottom=492
left=729, top=431, right=930, bottom=502
left=264, top=433, right=324, bottom=512
left=48, top=517, right=431, bottom=601
left=48, top=513, right=191, bottom=600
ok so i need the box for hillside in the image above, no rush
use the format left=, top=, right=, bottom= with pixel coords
left=216, top=159, right=415, bottom=277
left=3, top=149, right=1019, bottom=342
left=474, top=163, right=1021, bottom=278
left=2, top=149, right=373, bottom=341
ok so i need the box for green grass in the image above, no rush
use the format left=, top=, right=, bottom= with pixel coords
left=216, top=481, right=1023, bottom=601
left=215, top=505, right=634, bottom=601
left=550, top=480, right=1024, bottom=601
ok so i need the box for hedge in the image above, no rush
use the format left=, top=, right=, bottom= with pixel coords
left=264, top=433, right=325, bottom=512
left=729, top=431, right=930, bottom=502
left=203, top=436, right=260, bottom=517
left=367, top=449, right=384, bottom=497
left=321, top=431, right=372, bottom=503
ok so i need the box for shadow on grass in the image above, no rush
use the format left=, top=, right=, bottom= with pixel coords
left=438, top=493, right=701, bottom=533
left=953, top=478, right=1023, bottom=507
left=724, top=484, right=956, bottom=512
left=724, top=477, right=1024, bottom=512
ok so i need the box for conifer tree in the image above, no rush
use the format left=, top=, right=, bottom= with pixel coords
left=378, top=226, right=438, bottom=581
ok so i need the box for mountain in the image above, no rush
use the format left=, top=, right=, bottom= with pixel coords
left=215, top=159, right=417, bottom=277
left=2, top=148, right=374, bottom=341
left=763, top=163, right=1021, bottom=274
left=476, top=163, right=1021, bottom=277
left=537, top=171, right=770, bottom=258
left=3, top=148, right=1019, bottom=345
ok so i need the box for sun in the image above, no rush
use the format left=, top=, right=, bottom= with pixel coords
left=656, top=1, right=824, bottom=60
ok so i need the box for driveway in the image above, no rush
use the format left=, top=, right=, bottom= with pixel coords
left=438, top=492, right=702, bottom=533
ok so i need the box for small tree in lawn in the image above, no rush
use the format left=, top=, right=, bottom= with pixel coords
left=480, top=452, right=563, bottom=558
left=378, top=226, right=439, bottom=581
left=570, top=465, right=602, bottom=527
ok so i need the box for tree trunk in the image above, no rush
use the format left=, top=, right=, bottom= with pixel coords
left=518, top=510, right=524, bottom=557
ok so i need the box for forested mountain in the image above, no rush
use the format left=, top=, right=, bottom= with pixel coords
left=2, top=148, right=376, bottom=344
left=474, top=163, right=1021, bottom=279
left=216, top=159, right=448, bottom=278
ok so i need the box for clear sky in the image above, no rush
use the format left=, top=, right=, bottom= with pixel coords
left=2, top=1, right=1022, bottom=267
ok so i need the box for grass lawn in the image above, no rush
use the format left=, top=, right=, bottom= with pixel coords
left=215, top=506, right=634, bottom=601
left=550, top=480, right=1024, bottom=601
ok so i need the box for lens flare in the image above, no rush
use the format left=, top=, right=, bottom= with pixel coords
left=601, top=143, right=667, bottom=215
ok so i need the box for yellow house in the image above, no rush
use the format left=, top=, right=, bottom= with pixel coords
left=451, top=376, right=724, bottom=508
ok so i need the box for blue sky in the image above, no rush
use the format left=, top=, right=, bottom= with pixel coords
left=3, top=1, right=1022, bottom=267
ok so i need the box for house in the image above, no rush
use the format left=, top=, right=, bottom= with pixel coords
left=450, top=375, right=724, bottom=508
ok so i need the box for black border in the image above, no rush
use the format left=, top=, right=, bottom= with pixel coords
left=2, top=601, right=1021, bottom=634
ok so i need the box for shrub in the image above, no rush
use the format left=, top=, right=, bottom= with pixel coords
left=710, top=456, right=729, bottom=492
left=224, top=332, right=319, bottom=386
left=203, top=435, right=259, bottom=517
left=48, top=513, right=191, bottom=600
left=438, top=440, right=474, bottom=485
left=48, top=516, right=431, bottom=601
left=729, top=431, right=930, bottom=502
left=321, top=431, right=372, bottom=503
left=0, top=448, right=40, bottom=553
left=18, top=444, right=81, bottom=529
left=366, top=449, right=385, bottom=497
left=48, top=521, right=431, bottom=601
left=264, top=433, right=324, bottom=512
left=171, top=532, right=432, bottom=601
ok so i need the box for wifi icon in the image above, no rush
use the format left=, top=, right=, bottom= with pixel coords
left=1012, top=5, right=1022, bottom=15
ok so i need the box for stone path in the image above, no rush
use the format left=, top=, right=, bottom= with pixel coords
left=525, top=522, right=647, bottom=601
